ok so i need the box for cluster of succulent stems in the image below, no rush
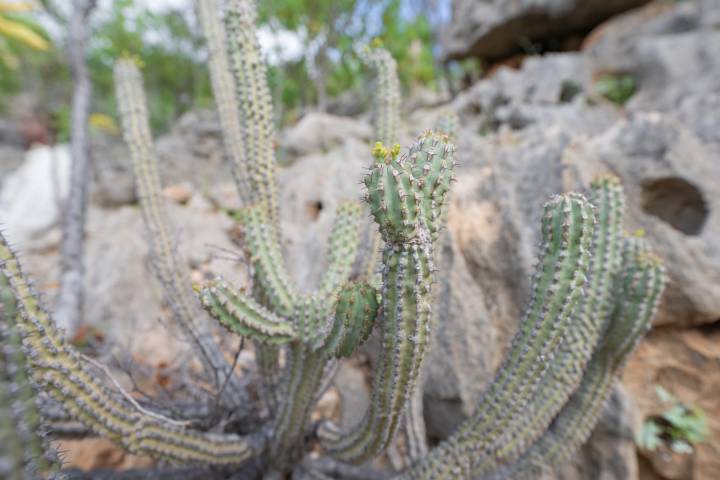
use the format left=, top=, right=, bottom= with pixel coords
left=0, top=0, right=666, bottom=479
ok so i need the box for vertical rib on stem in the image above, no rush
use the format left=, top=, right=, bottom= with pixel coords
left=196, top=0, right=252, bottom=206
left=224, top=0, right=280, bottom=230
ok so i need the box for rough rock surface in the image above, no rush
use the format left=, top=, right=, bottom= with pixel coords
left=562, top=113, right=720, bottom=328
left=550, top=385, right=639, bottom=480
left=279, top=112, right=372, bottom=160
left=623, top=326, right=720, bottom=480
left=442, top=0, right=650, bottom=61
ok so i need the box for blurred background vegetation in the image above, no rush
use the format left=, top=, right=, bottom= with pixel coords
left=1, top=0, right=452, bottom=141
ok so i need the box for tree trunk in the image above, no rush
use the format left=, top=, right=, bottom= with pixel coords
left=55, top=0, right=96, bottom=335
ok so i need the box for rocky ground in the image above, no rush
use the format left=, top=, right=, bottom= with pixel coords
left=0, top=1, right=718, bottom=479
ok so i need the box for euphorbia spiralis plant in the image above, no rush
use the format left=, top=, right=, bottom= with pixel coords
left=0, top=0, right=665, bottom=478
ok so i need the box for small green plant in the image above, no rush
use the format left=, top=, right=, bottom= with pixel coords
left=637, top=386, right=709, bottom=454
left=595, top=73, right=637, bottom=106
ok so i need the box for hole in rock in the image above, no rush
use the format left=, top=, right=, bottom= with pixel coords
left=307, top=200, right=324, bottom=221
left=641, top=177, right=708, bottom=235
left=698, top=318, right=720, bottom=338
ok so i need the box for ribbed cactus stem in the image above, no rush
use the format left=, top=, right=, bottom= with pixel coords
left=200, top=278, right=296, bottom=344
left=472, top=175, right=626, bottom=472
left=320, top=133, right=455, bottom=463
left=269, top=296, right=331, bottom=467
left=484, top=237, right=666, bottom=480
left=318, top=202, right=363, bottom=300
left=363, top=44, right=401, bottom=146
left=601, top=236, right=666, bottom=369
left=397, top=112, right=460, bottom=467
left=114, top=58, right=245, bottom=405
left=407, top=193, right=595, bottom=478
left=240, top=205, right=297, bottom=317
left=317, top=281, right=379, bottom=358
left=0, top=275, right=60, bottom=479
left=196, top=0, right=252, bottom=205
left=359, top=43, right=401, bottom=283
left=224, top=0, right=280, bottom=230
left=0, top=231, right=265, bottom=466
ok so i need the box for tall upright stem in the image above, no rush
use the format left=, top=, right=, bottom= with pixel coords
left=55, top=0, right=96, bottom=335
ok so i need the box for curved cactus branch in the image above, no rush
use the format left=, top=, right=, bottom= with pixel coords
left=482, top=236, right=666, bottom=480
left=406, top=192, right=595, bottom=478
left=316, top=281, right=379, bottom=358
left=0, top=231, right=267, bottom=466
left=201, top=278, right=297, bottom=344
left=114, top=58, right=249, bottom=409
left=471, top=175, right=627, bottom=475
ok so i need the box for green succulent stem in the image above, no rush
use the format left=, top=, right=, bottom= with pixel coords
left=196, top=0, right=252, bottom=206
left=406, top=192, right=595, bottom=478
left=0, top=231, right=266, bottom=466
left=0, top=274, right=60, bottom=479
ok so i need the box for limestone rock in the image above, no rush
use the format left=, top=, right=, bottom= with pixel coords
left=442, top=0, right=650, bottom=61
left=623, top=326, right=720, bottom=480
left=562, top=113, right=720, bottom=327
left=279, top=112, right=372, bottom=160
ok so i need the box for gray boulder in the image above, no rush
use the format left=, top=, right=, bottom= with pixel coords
left=563, top=112, right=720, bottom=328
left=279, top=112, right=372, bottom=161
left=442, top=0, right=650, bottom=61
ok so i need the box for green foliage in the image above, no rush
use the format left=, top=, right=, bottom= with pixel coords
left=88, top=0, right=212, bottom=133
left=0, top=3, right=53, bottom=110
left=595, top=73, right=637, bottom=106
left=637, top=386, right=709, bottom=454
left=257, top=0, right=437, bottom=112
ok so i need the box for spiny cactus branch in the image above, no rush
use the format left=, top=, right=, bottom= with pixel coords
left=320, top=133, right=455, bottom=463
left=201, top=278, right=297, bottom=344
left=407, top=192, right=595, bottom=477
left=484, top=240, right=665, bottom=479
left=0, top=274, right=60, bottom=479
left=471, top=175, right=627, bottom=475
left=114, top=58, right=248, bottom=409
left=196, top=0, right=252, bottom=206
left=0, top=231, right=267, bottom=466
left=224, top=0, right=281, bottom=231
